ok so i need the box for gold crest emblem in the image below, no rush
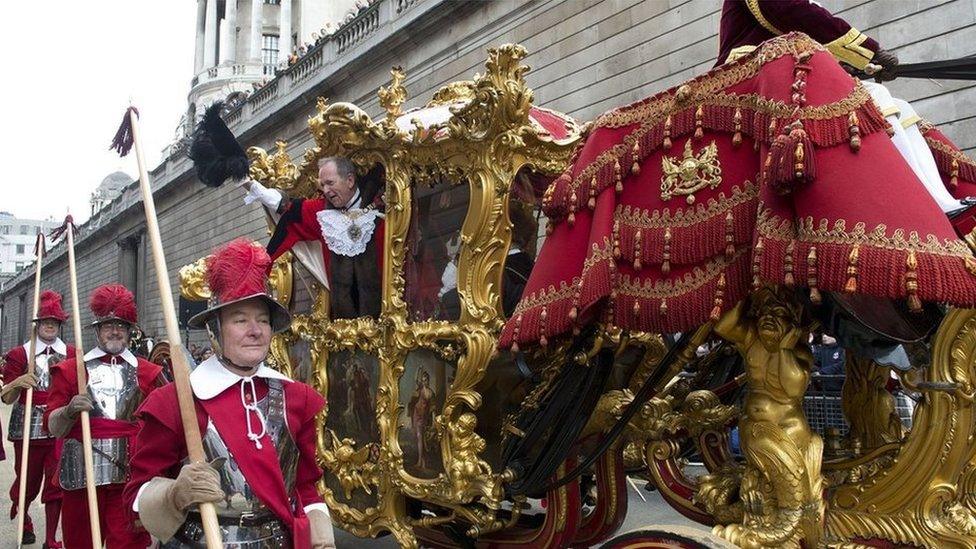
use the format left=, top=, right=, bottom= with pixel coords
left=660, top=140, right=722, bottom=204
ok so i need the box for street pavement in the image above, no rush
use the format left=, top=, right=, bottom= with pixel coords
left=0, top=404, right=702, bottom=548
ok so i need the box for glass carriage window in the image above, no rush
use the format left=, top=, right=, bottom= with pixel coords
left=404, top=176, right=470, bottom=322
left=499, top=169, right=546, bottom=318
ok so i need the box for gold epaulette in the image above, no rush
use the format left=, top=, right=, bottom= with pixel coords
left=825, top=28, right=875, bottom=70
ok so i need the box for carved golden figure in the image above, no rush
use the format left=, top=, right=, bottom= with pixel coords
left=447, top=412, right=492, bottom=494
left=711, top=286, right=823, bottom=548
left=841, top=356, right=904, bottom=453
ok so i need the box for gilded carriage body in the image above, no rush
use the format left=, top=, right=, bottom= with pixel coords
left=179, top=37, right=976, bottom=548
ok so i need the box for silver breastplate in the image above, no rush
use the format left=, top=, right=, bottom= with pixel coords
left=60, top=356, right=141, bottom=490
left=168, top=378, right=297, bottom=548
left=86, top=357, right=141, bottom=421
left=7, top=351, right=62, bottom=441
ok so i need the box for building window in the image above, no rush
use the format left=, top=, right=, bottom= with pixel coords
left=19, top=225, right=29, bottom=235
left=262, top=34, right=279, bottom=68
left=265, top=0, right=281, bottom=4
left=15, top=244, right=24, bottom=254
left=0, top=226, right=8, bottom=235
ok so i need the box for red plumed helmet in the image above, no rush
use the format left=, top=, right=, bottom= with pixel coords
left=34, top=290, right=68, bottom=322
left=187, top=238, right=291, bottom=332
left=89, top=284, right=138, bottom=326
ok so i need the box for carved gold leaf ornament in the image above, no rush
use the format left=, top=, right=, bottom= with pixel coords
left=178, top=256, right=211, bottom=300
left=232, top=44, right=581, bottom=547
left=661, top=140, right=723, bottom=204
left=175, top=39, right=976, bottom=549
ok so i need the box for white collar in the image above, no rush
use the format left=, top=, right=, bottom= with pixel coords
left=83, top=347, right=139, bottom=368
left=23, top=337, right=67, bottom=357
left=189, top=355, right=292, bottom=400
left=343, top=189, right=362, bottom=210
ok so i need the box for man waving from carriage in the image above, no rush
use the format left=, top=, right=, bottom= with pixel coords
left=190, top=104, right=385, bottom=321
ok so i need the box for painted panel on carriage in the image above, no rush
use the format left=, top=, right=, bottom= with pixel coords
left=324, top=349, right=381, bottom=508
left=405, top=178, right=469, bottom=322
left=398, top=349, right=451, bottom=478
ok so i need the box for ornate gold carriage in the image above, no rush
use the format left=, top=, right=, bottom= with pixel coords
left=180, top=42, right=976, bottom=549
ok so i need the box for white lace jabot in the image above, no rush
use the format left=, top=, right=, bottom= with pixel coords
left=316, top=208, right=381, bottom=257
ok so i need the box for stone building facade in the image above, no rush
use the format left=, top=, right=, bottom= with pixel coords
left=2, top=0, right=975, bottom=351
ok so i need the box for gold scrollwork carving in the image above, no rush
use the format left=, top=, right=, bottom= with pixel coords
left=239, top=43, right=581, bottom=547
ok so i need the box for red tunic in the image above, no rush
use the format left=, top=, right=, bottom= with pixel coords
left=266, top=196, right=385, bottom=272
left=3, top=342, right=75, bottom=542
left=43, top=352, right=162, bottom=548
left=124, top=377, right=326, bottom=543
left=3, top=342, right=76, bottom=406
left=718, top=0, right=880, bottom=69
left=43, top=354, right=163, bottom=438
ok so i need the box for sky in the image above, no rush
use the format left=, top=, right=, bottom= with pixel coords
left=1, top=2, right=196, bottom=224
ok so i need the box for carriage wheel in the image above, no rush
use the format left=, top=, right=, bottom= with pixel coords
left=600, top=526, right=738, bottom=549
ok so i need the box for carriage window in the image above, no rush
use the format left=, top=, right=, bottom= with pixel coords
left=404, top=177, right=469, bottom=322
left=500, top=170, right=546, bottom=318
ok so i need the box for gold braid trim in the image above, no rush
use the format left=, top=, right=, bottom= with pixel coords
left=745, top=0, right=783, bottom=35
left=616, top=182, right=759, bottom=230
left=618, top=247, right=747, bottom=300
left=757, top=206, right=973, bottom=257
left=512, top=278, right=579, bottom=315
left=925, top=135, right=976, bottom=172
left=595, top=34, right=824, bottom=129
left=582, top=238, right=614, bottom=273
left=825, top=28, right=875, bottom=70
left=597, top=80, right=873, bottom=131
left=561, top=81, right=873, bottom=204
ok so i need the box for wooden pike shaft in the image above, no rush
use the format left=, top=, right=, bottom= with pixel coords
left=127, top=109, right=222, bottom=548
left=15, top=233, right=45, bottom=546
left=65, top=220, right=102, bottom=548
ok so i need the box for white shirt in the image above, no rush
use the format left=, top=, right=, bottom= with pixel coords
left=82, top=347, right=139, bottom=368
left=22, top=337, right=68, bottom=358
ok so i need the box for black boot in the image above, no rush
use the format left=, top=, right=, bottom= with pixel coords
left=22, top=529, right=37, bottom=545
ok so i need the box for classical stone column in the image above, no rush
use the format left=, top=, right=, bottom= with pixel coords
left=279, top=0, right=293, bottom=64
left=203, top=0, right=218, bottom=68
left=220, top=0, right=238, bottom=64
left=250, top=0, right=264, bottom=64
left=194, top=0, right=206, bottom=73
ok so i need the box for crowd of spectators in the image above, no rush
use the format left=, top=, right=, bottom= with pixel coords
left=249, top=0, right=381, bottom=94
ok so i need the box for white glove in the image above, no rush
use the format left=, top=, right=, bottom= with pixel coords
left=243, top=180, right=283, bottom=210
left=308, top=507, right=336, bottom=548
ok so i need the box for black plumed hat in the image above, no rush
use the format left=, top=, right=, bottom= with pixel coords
left=188, top=102, right=249, bottom=187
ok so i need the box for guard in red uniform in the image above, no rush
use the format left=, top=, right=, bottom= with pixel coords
left=1, top=290, right=74, bottom=548
left=717, top=0, right=898, bottom=75
left=244, top=156, right=385, bottom=319
left=44, top=284, right=164, bottom=548
left=124, top=238, right=334, bottom=547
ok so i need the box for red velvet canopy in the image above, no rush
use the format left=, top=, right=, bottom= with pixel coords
left=499, top=33, right=976, bottom=350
